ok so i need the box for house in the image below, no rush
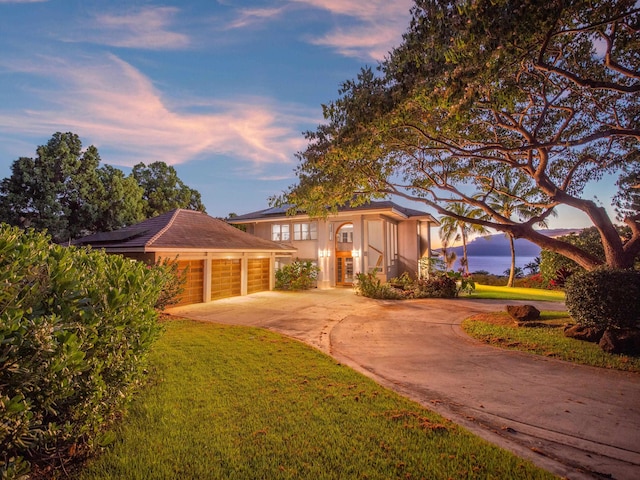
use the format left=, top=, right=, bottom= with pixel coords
left=228, top=201, right=440, bottom=288
left=72, top=209, right=296, bottom=306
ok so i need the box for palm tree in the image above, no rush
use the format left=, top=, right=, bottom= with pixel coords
left=439, top=229, right=458, bottom=270
left=485, top=172, right=554, bottom=287
left=439, top=203, right=488, bottom=274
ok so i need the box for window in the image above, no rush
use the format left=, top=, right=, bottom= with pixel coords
left=271, top=224, right=290, bottom=241
left=293, top=222, right=317, bottom=241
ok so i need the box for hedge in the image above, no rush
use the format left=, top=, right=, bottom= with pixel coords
left=0, top=225, right=168, bottom=478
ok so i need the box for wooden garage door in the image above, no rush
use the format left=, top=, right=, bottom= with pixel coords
left=211, top=259, right=241, bottom=300
left=175, top=260, right=204, bottom=306
left=247, top=258, right=270, bottom=294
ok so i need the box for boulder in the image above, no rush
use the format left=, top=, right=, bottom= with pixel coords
left=506, top=304, right=541, bottom=322
left=563, top=324, right=605, bottom=343
left=599, top=328, right=640, bottom=355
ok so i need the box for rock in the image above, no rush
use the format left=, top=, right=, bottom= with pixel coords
left=563, top=324, right=605, bottom=343
left=599, top=328, right=640, bottom=355
left=506, top=305, right=540, bottom=322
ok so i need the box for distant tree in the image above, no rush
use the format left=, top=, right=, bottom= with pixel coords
left=226, top=212, right=247, bottom=231
left=503, top=266, right=524, bottom=279
left=94, top=165, right=147, bottom=232
left=0, top=132, right=102, bottom=242
left=485, top=171, right=553, bottom=287
left=132, top=162, right=205, bottom=217
left=524, top=257, right=541, bottom=275
left=439, top=231, right=458, bottom=271
left=439, top=203, right=487, bottom=275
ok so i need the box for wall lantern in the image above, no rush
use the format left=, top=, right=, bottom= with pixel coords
left=351, top=249, right=360, bottom=258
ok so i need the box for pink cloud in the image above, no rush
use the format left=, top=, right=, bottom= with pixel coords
left=0, top=54, right=311, bottom=171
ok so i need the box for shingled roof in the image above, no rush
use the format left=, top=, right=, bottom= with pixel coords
left=229, top=200, right=439, bottom=224
left=72, top=209, right=296, bottom=252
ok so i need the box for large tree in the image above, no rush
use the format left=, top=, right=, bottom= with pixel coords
left=132, top=162, right=205, bottom=218
left=279, top=0, right=640, bottom=271
left=0, top=133, right=204, bottom=242
left=0, top=132, right=103, bottom=242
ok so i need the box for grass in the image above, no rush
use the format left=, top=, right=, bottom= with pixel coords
left=463, top=312, right=640, bottom=373
left=466, top=284, right=565, bottom=302
left=77, top=320, right=555, bottom=480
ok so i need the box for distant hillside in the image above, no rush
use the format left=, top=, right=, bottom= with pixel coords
left=447, top=228, right=582, bottom=257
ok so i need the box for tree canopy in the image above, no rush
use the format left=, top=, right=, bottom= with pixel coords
left=278, top=0, right=640, bottom=270
left=132, top=162, right=205, bottom=218
left=0, top=132, right=205, bottom=242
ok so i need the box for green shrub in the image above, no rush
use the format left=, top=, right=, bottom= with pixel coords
left=354, top=271, right=403, bottom=299
left=470, top=273, right=508, bottom=286
left=0, top=225, right=164, bottom=477
left=565, top=268, right=640, bottom=330
left=275, top=260, right=320, bottom=290
left=412, top=274, right=458, bottom=298
left=153, top=258, right=186, bottom=310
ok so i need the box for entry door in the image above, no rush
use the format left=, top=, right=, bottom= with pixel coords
left=336, top=253, right=354, bottom=285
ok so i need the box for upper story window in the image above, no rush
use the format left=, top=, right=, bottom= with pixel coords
left=293, top=222, right=317, bottom=241
left=271, top=224, right=290, bottom=241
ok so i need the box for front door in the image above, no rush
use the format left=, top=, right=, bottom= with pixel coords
left=336, top=253, right=354, bottom=285
left=335, top=223, right=354, bottom=286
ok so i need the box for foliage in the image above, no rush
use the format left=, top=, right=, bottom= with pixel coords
left=439, top=203, right=487, bottom=274
left=411, top=273, right=458, bottom=299
left=356, top=269, right=463, bottom=300
left=132, top=162, right=205, bottom=218
left=0, top=225, right=164, bottom=478
left=515, top=274, right=548, bottom=290
left=354, top=270, right=404, bottom=299
left=275, top=260, right=320, bottom=290
left=277, top=0, right=640, bottom=272
left=0, top=133, right=205, bottom=242
left=153, top=259, right=187, bottom=310
left=502, top=266, right=524, bottom=279
left=565, top=268, right=640, bottom=330
left=540, top=226, right=638, bottom=283
left=524, top=257, right=541, bottom=275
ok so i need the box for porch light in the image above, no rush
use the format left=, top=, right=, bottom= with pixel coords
left=351, top=249, right=360, bottom=258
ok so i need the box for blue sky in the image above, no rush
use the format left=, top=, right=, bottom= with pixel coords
left=0, top=0, right=617, bottom=229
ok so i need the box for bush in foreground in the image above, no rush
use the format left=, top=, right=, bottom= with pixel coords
left=0, top=225, right=166, bottom=478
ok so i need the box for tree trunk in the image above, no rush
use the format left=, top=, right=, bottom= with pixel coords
left=461, top=228, right=469, bottom=275
left=507, top=235, right=516, bottom=288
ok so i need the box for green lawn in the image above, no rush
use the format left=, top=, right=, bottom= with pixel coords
left=463, top=312, right=640, bottom=373
left=77, top=320, right=555, bottom=480
left=467, top=284, right=565, bottom=302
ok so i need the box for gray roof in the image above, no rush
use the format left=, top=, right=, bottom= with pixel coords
left=229, top=200, right=439, bottom=224
left=72, top=209, right=296, bottom=252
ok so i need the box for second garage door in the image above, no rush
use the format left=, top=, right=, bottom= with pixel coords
left=247, top=258, right=270, bottom=294
left=211, top=259, right=242, bottom=300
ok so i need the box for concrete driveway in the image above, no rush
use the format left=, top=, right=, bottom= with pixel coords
left=168, top=288, right=640, bottom=480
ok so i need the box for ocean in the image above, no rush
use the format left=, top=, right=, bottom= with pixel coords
left=460, top=256, right=538, bottom=276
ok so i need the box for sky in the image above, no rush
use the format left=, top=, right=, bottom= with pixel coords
left=0, top=0, right=618, bottom=230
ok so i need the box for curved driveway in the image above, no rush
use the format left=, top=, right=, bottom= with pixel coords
left=169, top=289, right=640, bottom=480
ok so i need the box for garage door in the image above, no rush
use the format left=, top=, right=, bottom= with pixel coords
left=211, top=259, right=241, bottom=300
left=175, top=260, right=204, bottom=306
left=247, top=258, right=270, bottom=294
